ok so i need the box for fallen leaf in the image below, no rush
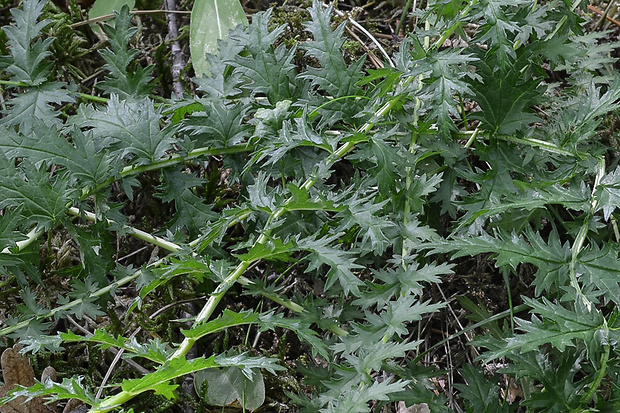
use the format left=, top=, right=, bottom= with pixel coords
left=0, top=345, right=56, bottom=413
left=397, top=401, right=431, bottom=413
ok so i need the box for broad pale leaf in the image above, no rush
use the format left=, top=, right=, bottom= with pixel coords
left=194, top=367, right=265, bottom=410
left=89, top=0, right=136, bottom=26
left=190, top=0, right=248, bottom=77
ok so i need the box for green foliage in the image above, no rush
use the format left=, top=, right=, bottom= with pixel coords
left=1, top=0, right=620, bottom=412
left=0, top=0, right=72, bottom=132
left=97, top=5, right=153, bottom=97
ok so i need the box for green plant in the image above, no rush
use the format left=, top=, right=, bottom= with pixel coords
left=0, top=0, right=619, bottom=412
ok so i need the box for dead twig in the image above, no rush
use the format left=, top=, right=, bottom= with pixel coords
left=588, top=4, right=620, bottom=29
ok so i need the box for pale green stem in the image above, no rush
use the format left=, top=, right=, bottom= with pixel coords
left=396, top=0, right=416, bottom=36
left=0, top=79, right=106, bottom=103
left=569, top=157, right=605, bottom=311
left=612, top=216, right=620, bottom=242
left=66, top=207, right=182, bottom=252
left=1, top=227, right=41, bottom=254
left=463, top=127, right=480, bottom=149
left=68, top=206, right=308, bottom=316
left=498, top=135, right=580, bottom=157
left=328, top=4, right=395, bottom=67
left=402, top=95, right=422, bottom=267
left=579, top=342, right=610, bottom=407
left=545, top=0, right=582, bottom=43
left=85, top=144, right=253, bottom=199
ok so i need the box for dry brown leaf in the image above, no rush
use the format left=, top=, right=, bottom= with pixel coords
left=62, top=398, right=88, bottom=413
left=0, top=346, right=56, bottom=413
left=397, top=401, right=431, bottom=413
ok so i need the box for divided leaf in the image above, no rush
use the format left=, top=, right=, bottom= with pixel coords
left=98, top=5, right=153, bottom=97
left=0, top=153, right=75, bottom=230
left=467, top=48, right=544, bottom=135
left=71, top=96, right=175, bottom=164
left=0, top=0, right=73, bottom=133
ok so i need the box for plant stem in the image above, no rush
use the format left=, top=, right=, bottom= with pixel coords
left=569, top=156, right=605, bottom=311
left=579, top=344, right=610, bottom=408
left=396, top=0, right=415, bottom=36
left=84, top=144, right=253, bottom=199
left=0, top=80, right=107, bottom=103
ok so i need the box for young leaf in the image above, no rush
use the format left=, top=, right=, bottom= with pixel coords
left=467, top=48, right=544, bottom=135
left=405, top=46, right=477, bottom=137
left=301, top=1, right=364, bottom=97
left=0, top=207, right=26, bottom=252
left=596, top=166, right=620, bottom=220
left=258, top=312, right=329, bottom=359
left=97, top=5, right=153, bottom=97
left=1, top=376, right=96, bottom=407
left=158, top=169, right=218, bottom=235
left=183, top=99, right=250, bottom=147
left=323, top=379, right=410, bottom=413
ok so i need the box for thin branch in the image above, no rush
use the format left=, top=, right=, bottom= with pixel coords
left=164, top=0, right=186, bottom=98
left=588, top=4, right=620, bottom=29
left=71, top=9, right=191, bottom=28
